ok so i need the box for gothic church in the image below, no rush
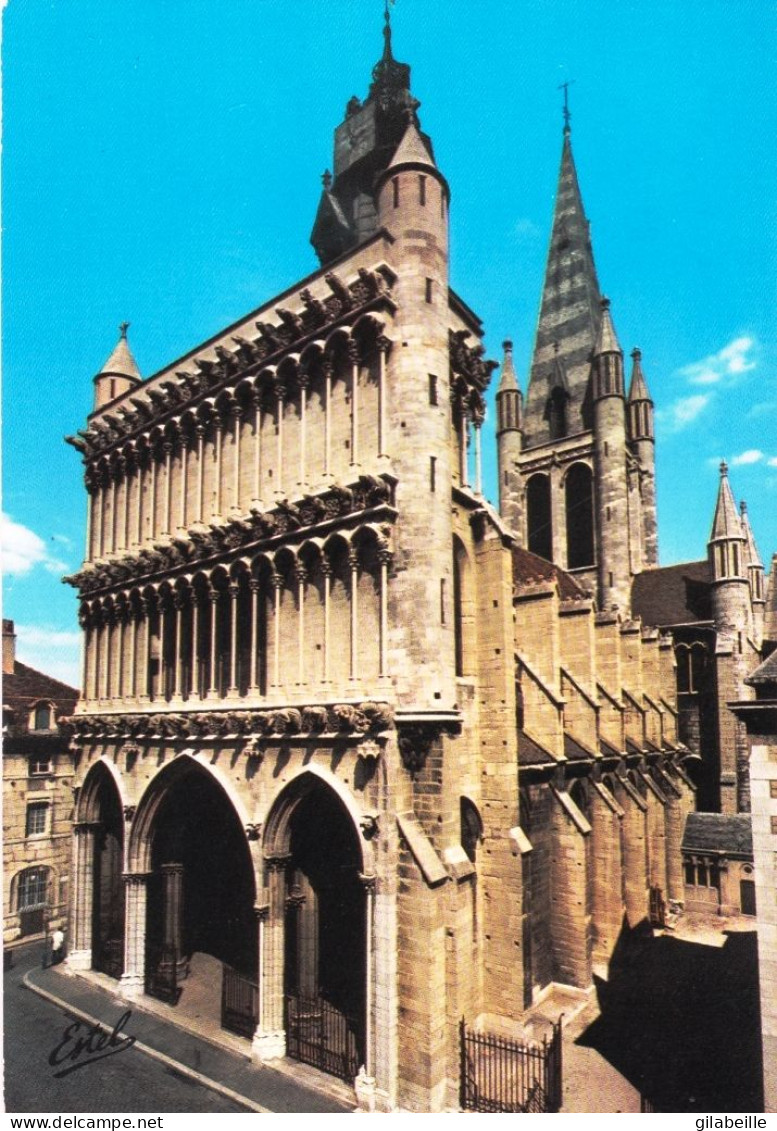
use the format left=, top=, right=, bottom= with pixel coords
left=63, top=12, right=770, bottom=1113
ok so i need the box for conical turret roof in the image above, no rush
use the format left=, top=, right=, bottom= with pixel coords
left=498, top=339, right=520, bottom=394
left=387, top=119, right=436, bottom=170
left=628, top=348, right=652, bottom=402
left=97, top=323, right=141, bottom=381
left=709, top=462, right=744, bottom=542
left=593, top=297, right=622, bottom=356
left=740, top=501, right=763, bottom=568
left=524, top=129, right=602, bottom=444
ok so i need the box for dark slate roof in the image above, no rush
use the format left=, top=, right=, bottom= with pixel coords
left=599, top=737, right=622, bottom=759
left=3, top=661, right=78, bottom=723
left=518, top=729, right=557, bottom=766
left=746, top=647, right=777, bottom=687
left=564, top=733, right=595, bottom=761
left=512, top=546, right=586, bottom=601
left=682, top=812, right=753, bottom=859
left=631, top=560, right=712, bottom=627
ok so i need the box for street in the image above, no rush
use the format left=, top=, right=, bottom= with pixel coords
left=3, top=943, right=248, bottom=1114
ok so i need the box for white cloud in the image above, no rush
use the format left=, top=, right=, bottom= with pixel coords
left=1, top=513, right=68, bottom=576
left=768, top=457, right=777, bottom=468
left=14, top=624, right=81, bottom=689
left=659, top=393, right=711, bottom=431
left=731, top=449, right=763, bottom=466
left=677, top=335, right=756, bottom=386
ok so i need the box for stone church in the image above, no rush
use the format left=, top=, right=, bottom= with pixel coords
left=62, top=12, right=770, bottom=1113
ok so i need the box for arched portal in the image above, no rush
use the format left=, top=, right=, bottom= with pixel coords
left=79, top=762, right=125, bottom=978
left=527, top=473, right=553, bottom=562
left=263, top=772, right=367, bottom=1082
left=133, top=758, right=257, bottom=1014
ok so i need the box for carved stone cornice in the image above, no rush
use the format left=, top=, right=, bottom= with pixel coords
left=449, top=329, right=498, bottom=412
left=396, top=717, right=460, bottom=776
left=65, top=473, right=396, bottom=597
left=67, top=701, right=395, bottom=743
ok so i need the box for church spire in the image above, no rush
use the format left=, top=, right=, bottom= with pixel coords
left=523, top=123, right=602, bottom=445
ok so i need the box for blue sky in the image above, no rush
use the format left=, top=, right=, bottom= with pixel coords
left=3, top=0, right=775, bottom=686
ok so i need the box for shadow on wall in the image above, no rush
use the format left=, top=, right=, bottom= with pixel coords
left=577, top=918, right=763, bottom=1113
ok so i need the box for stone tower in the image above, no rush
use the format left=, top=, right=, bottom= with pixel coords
left=496, top=119, right=658, bottom=611
left=93, top=323, right=142, bottom=410
left=495, top=340, right=523, bottom=532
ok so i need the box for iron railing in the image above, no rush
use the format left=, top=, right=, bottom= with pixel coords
left=460, top=1016, right=563, bottom=1113
left=222, top=965, right=259, bottom=1039
left=285, top=992, right=360, bottom=1082
left=145, top=944, right=181, bottom=1005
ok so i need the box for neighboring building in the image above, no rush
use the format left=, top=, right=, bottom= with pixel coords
left=681, top=812, right=755, bottom=917
left=2, top=620, right=78, bottom=945
left=60, top=12, right=763, bottom=1114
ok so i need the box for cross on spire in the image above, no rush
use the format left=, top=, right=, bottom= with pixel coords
left=558, top=79, right=575, bottom=133
left=119, top=321, right=130, bottom=339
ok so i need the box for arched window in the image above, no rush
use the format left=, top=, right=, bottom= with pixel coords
left=32, top=702, right=53, bottom=731
left=460, top=798, right=483, bottom=864
left=527, top=474, right=552, bottom=562
left=17, top=866, right=50, bottom=910
left=453, top=536, right=475, bottom=677
left=565, top=463, right=594, bottom=569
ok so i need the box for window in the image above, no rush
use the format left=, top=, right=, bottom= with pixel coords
left=430, top=455, right=436, bottom=492
left=565, top=463, right=595, bottom=569
left=29, top=755, right=52, bottom=776
left=26, top=802, right=49, bottom=838
left=18, top=867, right=49, bottom=910
left=392, top=177, right=399, bottom=208
left=428, top=374, right=438, bottom=405
left=770, top=781, right=777, bottom=799
left=33, top=703, right=53, bottom=731
left=526, top=474, right=552, bottom=562
left=419, top=175, right=426, bottom=205
left=425, top=278, right=433, bottom=303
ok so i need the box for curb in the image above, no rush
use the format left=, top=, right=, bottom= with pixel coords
left=23, top=970, right=269, bottom=1114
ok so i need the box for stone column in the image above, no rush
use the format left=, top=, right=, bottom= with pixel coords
left=171, top=592, right=185, bottom=701
left=85, top=480, right=96, bottom=560
left=322, top=560, right=332, bottom=685
left=195, top=423, right=205, bottom=524
left=248, top=579, right=261, bottom=696
left=116, top=607, right=127, bottom=701
left=129, top=606, right=139, bottom=701
left=213, top=420, right=224, bottom=518
left=251, top=901, right=270, bottom=1063
left=139, top=596, right=152, bottom=703
left=207, top=586, right=219, bottom=699
left=376, top=336, right=390, bottom=459
left=119, top=455, right=130, bottom=550
left=271, top=571, right=282, bottom=689
left=102, top=610, right=113, bottom=702
left=162, top=441, right=173, bottom=535
left=295, top=564, right=307, bottom=685
left=119, top=872, right=150, bottom=999
left=251, top=388, right=262, bottom=505
left=135, top=458, right=144, bottom=547
left=157, top=595, right=168, bottom=703
left=178, top=432, right=189, bottom=531
left=355, top=872, right=378, bottom=1111
left=349, top=547, right=359, bottom=682
left=110, top=469, right=119, bottom=552
left=231, top=404, right=242, bottom=512
left=96, top=475, right=106, bottom=557
left=190, top=591, right=201, bottom=701
left=227, top=581, right=240, bottom=698
left=349, top=340, right=360, bottom=468
left=252, top=857, right=289, bottom=1062
left=323, top=362, right=333, bottom=478
left=78, top=612, right=90, bottom=702
left=149, top=446, right=158, bottom=540
left=67, top=822, right=99, bottom=970
left=298, top=373, right=308, bottom=488
left=275, top=385, right=285, bottom=496
left=378, top=548, right=390, bottom=679
left=160, top=863, right=185, bottom=974
left=459, top=408, right=469, bottom=487
left=473, top=417, right=483, bottom=495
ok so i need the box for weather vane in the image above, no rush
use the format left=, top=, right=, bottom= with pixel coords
left=558, top=79, right=575, bottom=131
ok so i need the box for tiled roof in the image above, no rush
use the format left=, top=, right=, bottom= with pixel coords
left=564, top=733, right=595, bottom=761
left=3, top=661, right=78, bottom=721
left=518, top=729, right=557, bottom=766
left=512, top=546, right=586, bottom=601
left=630, top=560, right=711, bottom=627
left=746, top=647, right=777, bottom=687
left=682, top=812, right=753, bottom=859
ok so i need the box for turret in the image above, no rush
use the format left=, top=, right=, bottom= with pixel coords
left=93, top=323, right=141, bottom=410
left=740, top=500, right=766, bottom=643
left=496, top=340, right=523, bottom=533
left=591, top=297, right=630, bottom=611
left=708, top=462, right=750, bottom=632
left=627, top=347, right=658, bottom=566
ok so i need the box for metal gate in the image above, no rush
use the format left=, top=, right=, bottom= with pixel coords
left=145, top=944, right=181, bottom=1004
left=285, top=992, right=360, bottom=1082
left=222, top=965, right=258, bottom=1039
left=94, top=937, right=124, bottom=979
left=649, top=885, right=666, bottom=928
left=460, top=1017, right=563, bottom=1113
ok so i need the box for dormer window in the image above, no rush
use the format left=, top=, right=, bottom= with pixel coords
left=31, top=702, right=54, bottom=732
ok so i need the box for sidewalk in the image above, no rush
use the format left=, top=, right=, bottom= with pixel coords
left=25, top=962, right=352, bottom=1114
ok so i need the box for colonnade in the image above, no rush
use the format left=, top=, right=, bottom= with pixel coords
left=85, top=328, right=391, bottom=561
left=79, top=528, right=391, bottom=707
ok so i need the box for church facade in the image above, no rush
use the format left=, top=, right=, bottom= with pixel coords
left=62, top=15, right=766, bottom=1113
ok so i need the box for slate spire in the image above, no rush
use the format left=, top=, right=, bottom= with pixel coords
left=523, top=126, right=602, bottom=444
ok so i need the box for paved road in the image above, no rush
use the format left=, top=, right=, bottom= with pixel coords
left=4, top=943, right=248, bottom=1114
